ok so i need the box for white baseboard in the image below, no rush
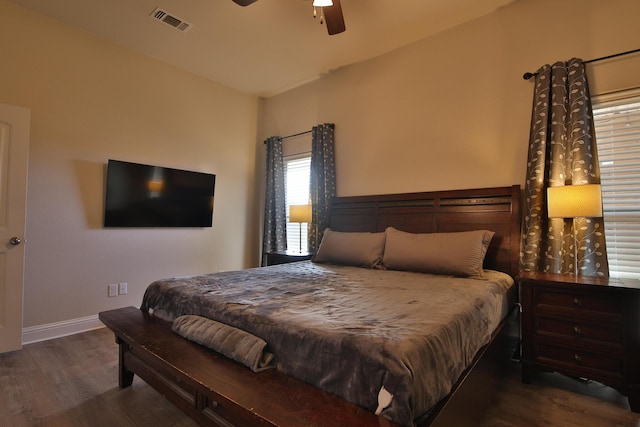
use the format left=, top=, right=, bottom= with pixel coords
left=22, top=315, right=105, bottom=345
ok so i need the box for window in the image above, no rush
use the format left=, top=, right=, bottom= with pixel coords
left=285, top=155, right=311, bottom=252
left=592, top=89, right=640, bottom=278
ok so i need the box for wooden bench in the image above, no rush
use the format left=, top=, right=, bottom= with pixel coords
left=99, top=306, right=400, bottom=427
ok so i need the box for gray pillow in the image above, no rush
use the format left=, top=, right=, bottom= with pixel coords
left=312, top=228, right=386, bottom=268
left=383, top=227, right=495, bottom=278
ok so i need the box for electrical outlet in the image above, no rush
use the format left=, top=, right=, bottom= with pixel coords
left=118, top=282, right=128, bottom=295
left=108, top=284, right=118, bottom=297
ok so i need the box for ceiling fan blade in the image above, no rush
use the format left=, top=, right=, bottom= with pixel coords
left=232, top=0, right=258, bottom=6
left=324, top=0, right=346, bottom=35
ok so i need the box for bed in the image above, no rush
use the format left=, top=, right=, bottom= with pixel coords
left=100, top=185, right=521, bottom=427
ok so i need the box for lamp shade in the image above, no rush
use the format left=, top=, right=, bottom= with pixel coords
left=547, top=184, right=603, bottom=218
left=312, top=0, right=333, bottom=6
left=289, top=204, right=312, bottom=223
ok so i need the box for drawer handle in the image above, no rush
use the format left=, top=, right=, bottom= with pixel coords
left=573, top=326, right=583, bottom=336
left=573, top=297, right=583, bottom=307
left=574, top=354, right=582, bottom=363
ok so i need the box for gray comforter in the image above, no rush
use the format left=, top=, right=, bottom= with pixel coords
left=140, top=261, right=514, bottom=426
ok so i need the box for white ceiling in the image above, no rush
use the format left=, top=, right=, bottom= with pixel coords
left=9, top=0, right=514, bottom=97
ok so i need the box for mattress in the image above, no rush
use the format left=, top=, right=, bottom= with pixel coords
left=140, top=261, right=514, bottom=426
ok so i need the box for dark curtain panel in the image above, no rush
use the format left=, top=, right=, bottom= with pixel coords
left=309, top=123, right=336, bottom=253
left=520, top=58, right=608, bottom=276
left=262, top=136, right=287, bottom=265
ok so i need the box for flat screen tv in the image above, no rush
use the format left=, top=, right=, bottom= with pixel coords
left=104, top=159, right=215, bottom=228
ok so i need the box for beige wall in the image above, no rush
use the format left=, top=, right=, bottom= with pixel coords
left=1, top=0, right=260, bottom=328
left=260, top=0, right=640, bottom=197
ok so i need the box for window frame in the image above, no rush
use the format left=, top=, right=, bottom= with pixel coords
left=284, top=153, right=311, bottom=253
left=592, top=88, right=640, bottom=279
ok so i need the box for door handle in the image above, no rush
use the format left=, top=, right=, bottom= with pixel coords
left=9, top=237, right=22, bottom=246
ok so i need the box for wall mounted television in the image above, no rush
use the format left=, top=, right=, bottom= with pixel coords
left=104, top=159, right=215, bottom=228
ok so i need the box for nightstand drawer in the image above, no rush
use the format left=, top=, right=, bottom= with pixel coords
left=536, top=317, right=623, bottom=345
left=536, top=342, right=624, bottom=379
left=534, top=289, right=620, bottom=319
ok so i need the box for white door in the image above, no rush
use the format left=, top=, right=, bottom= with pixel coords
left=0, top=103, right=30, bottom=353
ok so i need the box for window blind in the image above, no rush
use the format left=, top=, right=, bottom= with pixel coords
left=284, top=156, right=311, bottom=252
left=592, top=90, right=640, bottom=278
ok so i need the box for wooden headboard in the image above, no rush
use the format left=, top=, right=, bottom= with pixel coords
left=327, top=185, right=521, bottom=278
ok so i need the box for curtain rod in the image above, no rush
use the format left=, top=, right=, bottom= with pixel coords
left=522, top=47, right=640, bottom=80
left=281, top=130, right=312, bottom=140
left=263, top=130, right=312, bottom=144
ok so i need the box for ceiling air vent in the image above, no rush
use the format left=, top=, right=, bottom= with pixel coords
left=150, top=7, right=193, bottom=33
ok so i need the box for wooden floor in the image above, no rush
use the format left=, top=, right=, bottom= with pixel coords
left=1, top=328, right=638, bottom=427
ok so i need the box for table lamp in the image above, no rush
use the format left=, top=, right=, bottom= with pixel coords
left=547, top=184, right=603, bottom=274
left=289, top=204, right=312, bottom=253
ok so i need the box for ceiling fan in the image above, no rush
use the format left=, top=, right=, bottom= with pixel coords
left=232, top=0, right=346, bottom=35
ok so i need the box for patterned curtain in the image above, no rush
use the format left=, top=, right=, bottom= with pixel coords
left=309, top=123, right=336, bottom=253
left=520, top=58, right=608, bottom=276
left=262, top=136, right=287, bottom=265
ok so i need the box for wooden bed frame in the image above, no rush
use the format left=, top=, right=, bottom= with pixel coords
left=99, top=184, right=521, bottom=427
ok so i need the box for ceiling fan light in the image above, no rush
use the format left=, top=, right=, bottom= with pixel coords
left=312, top=0, right=333, bottom=7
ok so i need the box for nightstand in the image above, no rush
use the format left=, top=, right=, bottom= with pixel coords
left=518, top=272, right=640, bottom=412
left=265, top=251, right=313, bottom=266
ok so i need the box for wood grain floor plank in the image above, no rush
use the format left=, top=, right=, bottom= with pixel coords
left=480, top=361, right=640, bottom=427
left=0, top=328, right=196, bottom=427
left=1, top=327, right=638, bottom=426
